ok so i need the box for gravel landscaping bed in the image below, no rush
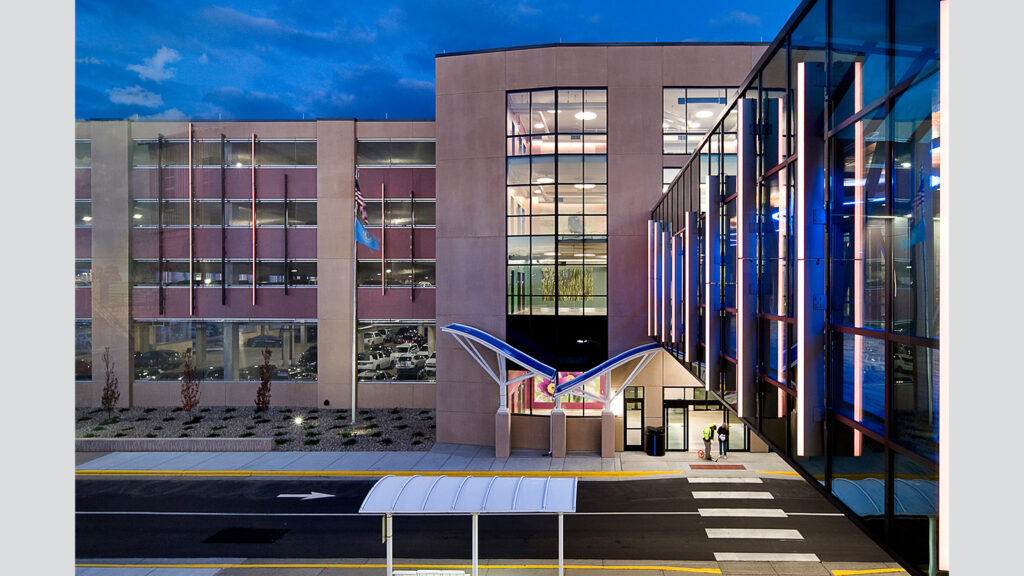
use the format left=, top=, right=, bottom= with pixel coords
left=75, top=406, right=436, bottom=451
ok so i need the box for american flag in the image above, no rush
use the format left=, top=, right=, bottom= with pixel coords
left=354, top=167, right=368, bottom=226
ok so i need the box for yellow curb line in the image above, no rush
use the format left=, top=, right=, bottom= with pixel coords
left=75, top=563, right=720, bottom=573
left=753, top=470, right=800, bottom=476
left=831, top=565, right=905, bottom=569
left=75, top=469, right=688, bottom=478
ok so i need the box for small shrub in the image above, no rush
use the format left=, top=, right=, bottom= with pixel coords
left=364, top=415, right=376, bottom=421
left=178, top=433, right=189, bottom=437
left=77, top=416, right=92, bottom=422
left=396, top=424, right=409, bottom=430
left=101, top=348, right=120, bottom=418
left=418, top=410, right=430, bottom=415
left=185, top=416, right=203, bottom=425
left=420, top=416, right=432, bottom=421
left=114, top=432, right=127, bottom=438
left=240, top=432, right=254, bottom=438
left=379, top=438, right=393, bottom=446
left=389, top=408, right=400, bottom=414
left=303, top=438, right=320, bottom=446
left=223, top=415, right=234, bottom=421
left=342, top=438, right=357, bottom=446
left=144, top=408, right=157, bottom=413
left=305, top=430, right=320, bottom=438
left=392, top=416, right=404, bottom=421
left=274, top=438, right=291, bottom=445
left=255, top=349, right=273, bottom=413
left=89, top=408, right=102, bottom=414
left=92, top=426, right=107, bottom=432
left=207, top=433, right=221, bottom=437
left=134, top=416, right=149, bottom=422
left=172, top=407, right=182, bottom=413
left=224, top=407, right=236, bottom=413
left=100, top=417, right=119, bottom=426
left=341, top=431, right=354, bottom=438
left=281, top=408, right=293, bottom=413
left=120, top=426, right=134, bottom=432
left=212, top=425, right=226, bottom=431
left=162, top=417, right=175, bottom=422
left=201, top=408, right=211, bottom=413
left=145, top=433, right=157, bottom=438
left=359, top=410, right=370, bottom=415
left=83, top=433, right=96, bottom=438
left=274, top=431, right=287, bottom=437
left=412, top=440, right=422, bottom=446
left=153, top=426, right=164, bottom=431
left=370, top=431, right=382, bottom=438
left=180, top=348, right=202, bottom=419
left=119, top=407, right=129, bottom=413
left=245, top=425, right=256, bottom=431
left=184, top=425, right=194, bottom=431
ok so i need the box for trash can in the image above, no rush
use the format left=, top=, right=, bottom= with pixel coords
left=645, top=426, right=666, bottom=456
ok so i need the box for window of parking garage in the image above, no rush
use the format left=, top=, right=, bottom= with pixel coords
left=76, top=200, right=92, bottom=227
left=130, top=200, right=316, bottom=227
left=355, top=322, right=435, bottom=382
left=132, top=139, right=316, bottom=167
left=356, top=139, right=435, bottom=166
left=75, top=320, right=91, bottom=380
left=356, top=260, right=435, bottom=287
left=507, top=370, right=606, bottom=417
left=76, top=260, right=91, bottom=286
left=131, top=260, right=317, bottom=286
left=132, top=320, right=317, bottom=381
left=76, top=140, right=91, bottom=167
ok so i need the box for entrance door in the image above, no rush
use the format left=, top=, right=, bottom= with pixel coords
left=623, top=386, right=644, bottom=451
left=664, top=404, right=689, bottom=451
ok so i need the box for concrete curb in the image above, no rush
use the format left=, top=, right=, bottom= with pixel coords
left=75, top=438, right=275, bottom=452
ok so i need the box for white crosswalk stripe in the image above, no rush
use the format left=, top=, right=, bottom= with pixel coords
left=692, top=491, right=773, bottom=499
left=687, top=477, right=762, bottom=483
left=706, top=528, right=803, bottom=539
left=714, top=552, right=820, bottom=562
left=698, top=508, right=786, bottom=517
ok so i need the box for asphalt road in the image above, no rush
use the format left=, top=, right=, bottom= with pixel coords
left=75, top=476, right=892, bottom=561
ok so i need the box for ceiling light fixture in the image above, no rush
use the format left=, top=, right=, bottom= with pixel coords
left=533, top=189, right=542, bottom=195
left=82, top=216, right=92, bottom=222
left=901, top=161, right=912, bottom=168
left=689, top=121, right=701, bottom=128
left=573, top=183, right=596, bottom=190
left=133, top=214, right=142, bottom=219
left=534, top=122, right=544, bottom=129
left=662, top=123, right=671, bottom=129
left=575, top=111, right=597, bottom=121
left=695, top=110, right=714, bottom=119
left=536, top=177, right=555, bottom=184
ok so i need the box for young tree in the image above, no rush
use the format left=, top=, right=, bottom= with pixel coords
left=255, top=348, right=273, bottom=413
left=180, top=348, right=201, bottom=420
left=101, top=347, right=120, bottom=418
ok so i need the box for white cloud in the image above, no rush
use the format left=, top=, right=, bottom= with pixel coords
left=109, top=85, right=163, bottom=108
left=127, top=46, right=181, bottom=82
left=711, top=10, right=761, bottom=28
left=198, top=53, right=209, bottom=64
left=398, top=78, right=434, bottom=90
left=76, top=56, right=101, bottom=65
left=131, top=108, right=188, bottom=121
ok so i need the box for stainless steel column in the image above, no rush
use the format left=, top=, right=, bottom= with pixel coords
left=705, top=176, right=721, bottom=392
left=736, top=98, right=757, bottom=418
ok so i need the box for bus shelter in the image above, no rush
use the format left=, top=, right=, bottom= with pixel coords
left=359, top=475, right=578, bottom=576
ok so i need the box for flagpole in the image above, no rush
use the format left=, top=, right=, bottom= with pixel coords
left=351, top=129, right=358, bottom=426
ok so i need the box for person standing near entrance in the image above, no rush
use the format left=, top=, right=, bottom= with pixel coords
left=718, top=423, right=729, bottom=459
left=702, top=424, right=717, bottom=461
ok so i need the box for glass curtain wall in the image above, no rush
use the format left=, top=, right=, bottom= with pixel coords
left=650, top=0, right=941, bottom=572
left=506, top=89, right=609, bottom=370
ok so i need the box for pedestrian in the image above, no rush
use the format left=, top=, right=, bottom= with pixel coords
left=702, top=423, right=717, bottom=461
left=718, top=423, right=729, bottom=459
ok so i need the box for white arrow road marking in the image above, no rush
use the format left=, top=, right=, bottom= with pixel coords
left=276, top=492, right=335, bottom=501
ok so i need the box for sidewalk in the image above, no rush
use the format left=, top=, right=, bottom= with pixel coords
left=76, top=442, right=801, bottom=478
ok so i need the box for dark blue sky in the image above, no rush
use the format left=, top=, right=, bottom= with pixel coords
left=75, top=0, right=801, bottom=121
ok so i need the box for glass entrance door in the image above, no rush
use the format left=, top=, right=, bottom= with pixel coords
left=624, top=386, right=644, bottom=451
left=664, top=404, right=689, bottom=451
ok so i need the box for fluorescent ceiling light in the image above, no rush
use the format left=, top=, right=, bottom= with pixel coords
left=689, top=121, right=701, bottom=128
left=82, top=216, right=92, bottom=222
left=662, top=123, right=671, bottom=129
left=536, top=177, right=555, bottom=184
left=533, top=189, right=542, bottom=195
left=695, top=110, right=714, bottom=119
left=901, top=162, right=912, bottom=168
left=534, top=122, right=545, bottom=129
left=133, top=214, right=142, bottom=219
left=573, top=183, right=596, bottom=189
left=575, top=111, right=597, bottom=121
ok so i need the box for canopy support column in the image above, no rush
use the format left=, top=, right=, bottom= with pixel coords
left=558, top=512, right=564, bottom=576
left=385, top=513, right=393, bottom=576
left=472, top=512, right=479, bottom=576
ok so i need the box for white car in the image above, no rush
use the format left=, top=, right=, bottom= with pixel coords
left=362, top=330, right=384, bottom=346
left=424, top=352, right=436, bottom=372
left=390, top=343, right=420, bottom=360
left=357, top=351, right=392, bottom=371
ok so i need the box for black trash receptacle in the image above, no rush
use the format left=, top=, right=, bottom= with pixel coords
left=645, top=426, right=666, bottom=456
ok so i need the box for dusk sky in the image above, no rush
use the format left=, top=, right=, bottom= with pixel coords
left=75, top=1, right=801, bottom=121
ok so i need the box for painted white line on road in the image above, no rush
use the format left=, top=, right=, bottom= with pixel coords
left=78, top=510, right=707, bottom=517
left=787, top=512, right=845, bottom=517
left=706, top=528, right=802, bottom=539
left=692, top=491, right=773, bottom=499
left=713, top=552, right=819, bottom=562
left=698, top=508, right=786, bottom=517
left=687, top=477, right=762, bottom=483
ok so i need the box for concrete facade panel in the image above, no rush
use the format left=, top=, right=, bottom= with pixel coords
left=435, top=91, right=507, bottom=162
left=76, top=288, right=91, bottom=318
left=356, top=121, right=436, bottom=139
left=511, top=414, right=550, bottom=450
left=435, top=238, right=505, bottom=317
left=356, top=382, right=435, bottom=409
left=76, top=229, right=91, bottom=259
left=435, top=51, right=506, bottom=96
left=662, top=45, right=767, bottom=86
left=504, top=48, right=557, bottom=89
left=436, top=409, right=494, bottom=446
left=435, top=160, right=505, bottom=238
left=566, top=417, right=601, bottom=452
left=607, top=46, right=662, bottom=87
left=77, top=169, right=91, bottom=198
left=554, top=47, right=608, bottom=87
